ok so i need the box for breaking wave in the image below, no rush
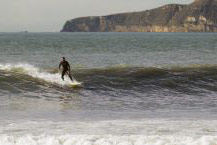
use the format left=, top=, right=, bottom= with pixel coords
left=1, top=63, right=217, bottom=93
left=0, top=63, right=80, bottom=86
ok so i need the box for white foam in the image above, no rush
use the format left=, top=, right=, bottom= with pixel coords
left=0, top=134, right=217, bottom=145
left=1, top=119, right=217, bottom=145
left=0, top=63, right=80, bottom=86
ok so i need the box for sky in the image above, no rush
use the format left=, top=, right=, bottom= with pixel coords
left=0, top=0, right=193, bottom=32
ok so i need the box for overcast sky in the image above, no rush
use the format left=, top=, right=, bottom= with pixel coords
left=0, top=0, right=193, bottom=32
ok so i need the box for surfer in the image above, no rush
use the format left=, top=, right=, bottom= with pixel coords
left=59, top=57, right=73, bottom=81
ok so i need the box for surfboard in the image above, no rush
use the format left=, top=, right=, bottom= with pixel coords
left=68, top=81, right=82, bottom=88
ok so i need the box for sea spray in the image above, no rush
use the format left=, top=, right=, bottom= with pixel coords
left=0, top=63, right=77, bottom=86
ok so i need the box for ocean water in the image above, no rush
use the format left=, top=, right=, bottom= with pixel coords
left=1, top=32, right=217, bottom=145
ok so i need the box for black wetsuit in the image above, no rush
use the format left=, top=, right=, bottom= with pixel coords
left=59, top=60, right=73, bottom=81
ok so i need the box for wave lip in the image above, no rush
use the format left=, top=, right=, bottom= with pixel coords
left=0, top=63, right=77, bottom=86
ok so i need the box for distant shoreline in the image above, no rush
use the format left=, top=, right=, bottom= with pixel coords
left=1, top=31, right=217, bottom=33
left=61, top=0, right=217, bottom=32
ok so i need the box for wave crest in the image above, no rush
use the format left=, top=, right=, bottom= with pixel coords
left=0, top=63, right=79, bottom=86
left=1, top=63, right=217, bottom=92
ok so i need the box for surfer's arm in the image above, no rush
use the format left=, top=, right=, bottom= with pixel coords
left=59, top=62, right=62, bottom=70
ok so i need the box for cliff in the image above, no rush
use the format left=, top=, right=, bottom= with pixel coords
left=61, top=0, right=217, bottom=32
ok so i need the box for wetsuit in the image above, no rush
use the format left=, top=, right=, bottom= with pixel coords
left=59, top=60, right=73, bottom=81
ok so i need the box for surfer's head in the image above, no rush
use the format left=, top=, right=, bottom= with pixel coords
left=62, top=57, right=65, bottom=61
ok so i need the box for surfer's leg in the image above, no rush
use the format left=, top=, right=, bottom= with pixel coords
left=66, top=71, right=73, bottom=81
left=62, top=70, right=66, bottom=80
left=68, top=73, right=73, bottom=81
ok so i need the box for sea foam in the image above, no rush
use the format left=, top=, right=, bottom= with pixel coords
left=1, top=119, right=217, bottom=145
left=1, top=134, right=217, bottom=145
left=0, top=63, right=79, bottom=86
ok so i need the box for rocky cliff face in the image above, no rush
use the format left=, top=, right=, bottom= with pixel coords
left=61, top=0, right=217, bottom=32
